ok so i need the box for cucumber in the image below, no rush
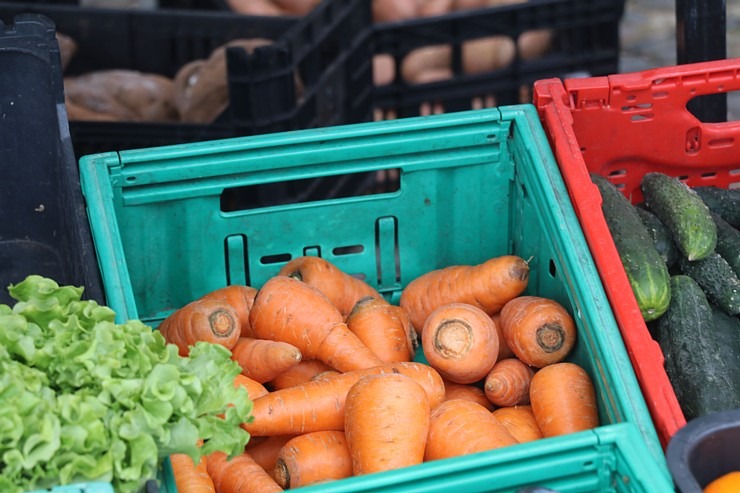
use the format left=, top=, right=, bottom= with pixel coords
left=711, top=212, right=740, bottom=278
left=634, top=205, right=679, bottom=268
left=709, top=303, right=740, bottom=385
left=641, top=172, right=717, bottom=261
left=678, top=252, right=740, bottom=316
left=693, top=186, right=740, bottom=228
left=656, top=275, right=740, bottom=421
left=591, top=173, right=671, bottom=321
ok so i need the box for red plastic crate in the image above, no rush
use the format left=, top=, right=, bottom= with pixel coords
left=533, top=58, right=740, bottom=448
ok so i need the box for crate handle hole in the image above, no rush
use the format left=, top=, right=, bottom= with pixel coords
left=686, top=90, right=740, bottom=123
left=261, top=253, right=292, bottom=265
left=333, top=245, right=364, bottom=256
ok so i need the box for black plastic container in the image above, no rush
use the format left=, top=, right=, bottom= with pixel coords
left=666, top=407, right=740, bottom=492
left=0, top=13, right=104, bottom=305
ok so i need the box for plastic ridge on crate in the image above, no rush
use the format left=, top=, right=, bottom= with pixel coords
left=80, top=104, right=671, bottom=491
left=533, top=58, right=740, bottom=449
left=25, top=483, right=114, bottom=493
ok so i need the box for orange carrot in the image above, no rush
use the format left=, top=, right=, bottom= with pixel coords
left=206, top=451, right=283, bottom=493
left=499, top=296, right=577, bottom=368
left=268, top=360, right=334, bottom=390
left=230, top=337, right=302, bottom=383
left=310, top=370, right=342, bottom=381
left=443, top=380, right=495, bottom=411
left=158, top=298, right=240, bottom=356
left=529, top=362, right=599, bottom=437
left=424, top=399, right=518, bottom=461
left=492, top=313, right=515, bottom=360
left=249, top=275, right=383, bottom=372
left=492, top=405, right=543, bottom=443
left=274, top=431, right=353, bottom=489
left=346, top=296, right=417, bottom=363
left=277, top=256, right=383, bottom=318
left=170, top=453, right=215, bottom=493
left=245, top=434, right=296, bottom=480
left=483, top=358, right=535, bottom=407
left=345, top=373, right=430, bottom=475
left=421, top=303, right=499, bottom=384
left=241, top=361, right=445, bottom=436
left=234, top=374, right=269, bottom=400
left=200, top=284, right=258, bottom=337
left=400, top=255, right=530, bottom=334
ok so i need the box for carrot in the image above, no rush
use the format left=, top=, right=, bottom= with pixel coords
left=200, top=285, right=258, bottom=337
left=345, top=373, right=430, bottom=475
left=241, top=361, right=445, bottom=436
left=230, top=337, right=302, bottom=384
left=443, top=380, right=495, bottom=411
left=346, top=296, right=417, bottom=363
left=170, top=453, right=215, bottom=493
left=421, top=303, right=499, bottom=384
left=158, top=297, right=240, bottom=356
left=268, top=360, right=334, bottom=390
left=234, top=374, right=269, bottom=400
left=277, top=256, right=383, bottom=318
left=310, top=369, right=342, bottom=381
left=499, top=296, right=577, bottom=368
left=206, top=451, right=283, bottom=493
left=245, top=434, right=296, bottom=480
left=424, top=399, right=518, bottom=461
left=529, top=362, right=599, bottom=437
left=492, top=313, right=515, bottom=360
left=399, top=255, right=530, bottom=334
left=274, top=431, right=353, bottom=489
left=492, top=405, right=543, bottom=443
left=249, top=275, right=383, bottom=372
left=483, top=358, right=535, bottom=407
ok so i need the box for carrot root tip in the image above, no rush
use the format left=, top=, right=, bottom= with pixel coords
left=536, top=323, right=565, bottom=353
left=434, top=319, right=473, bottom=359
left=511, top=259, right=531, bottom=282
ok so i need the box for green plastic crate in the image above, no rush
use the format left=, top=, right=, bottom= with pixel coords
left=25, top=484, right=114, bottom=493
left=79, top=105, right=672, bottom=492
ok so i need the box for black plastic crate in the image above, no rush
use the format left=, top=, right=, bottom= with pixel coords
left=18, top=0, right=226, bottom=11
left=0, top=13, right=104, bottom=305
left=372, top=0, right=626, bottom=119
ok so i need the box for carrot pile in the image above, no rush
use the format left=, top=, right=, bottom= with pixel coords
left=157, top=254, right=599, bottom=492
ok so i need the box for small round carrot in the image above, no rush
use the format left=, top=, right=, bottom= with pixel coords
left=499, top=296, right=577, bottom=368
left=206, top=451, right=283, bottom=493
left=158, top=297, right=240, bottom=356
left=346, top=296, right=417, bottom=363
left=241, top=361, right=445, bottom=437
left=274, top=431, right=353, bottom=489
left=245, top=434, right=296, bottom=480
left=529, top=362, right=599, bottom=437
left=424, top=399, right=518, bottom=461
left=268, top=360, right=334, bottom=390
left=400, top=255, right=530, bottom=334
left=200, top=284, right=258, bottom=337
left=443, top=380, right=495, bottom=411
left=492, top=313, right=515, bottom=360
left=170, top=453, right=215, bottom=493
left=230, top=337, right=302, bottom=384
left=234, top=374, right=269, bottom=400
left=249, top=275, right=384, bottom=372
left=421, top=303, right=499, bottom=384
left=277, top=256, right=384, bottom=318
left=492, top=405, right=543, bottom=443
left=345, top=373, right=430, bottom=475
left=484, top=358, right=536, bottom=407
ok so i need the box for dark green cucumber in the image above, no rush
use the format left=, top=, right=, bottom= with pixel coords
left=693, top=186, right=740, bottom=228
left=678, top=252, right=740, bottom=316
left=711, top=212, right=740, bottom=278
left=656, top=275, right=740, bottom=421
left=591, top=173, right=671, bottom=321
left=634, top=205, right=679, bottom=268
left=709, top=303, right=740, bottom=385
left=641, top=172, right=717, bottom=261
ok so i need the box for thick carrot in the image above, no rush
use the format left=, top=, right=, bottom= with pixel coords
left=492, top=405, right=543, bottom=443
left=345, top=373, right=430, bottom=475
left=529, top=362, right=599, bottom=437
left=400, top=255, right=530, bottom=334
left=245, top=434, right=296, bottom=480
left=158, top=298, right=240, bottom=356
left=346, top=296, right=417, bottom=363
left=249, top=275, right=383, bottom=372
left=424, top=399, right=518, bottom=461
left=230, top=337, right=302, bottom=384
left=421, top=303, right=499, bottom=384
left=241, top=361, right=445, bottom=436
left=499, top=296, right=577, bottom=368
left=443, top=380, right=495, bottom=411
left=170, top=453, right=215, bottom=493
left=274, top=431, right=353, bottom=489
left=200, top=284, right=258, bottom=337
left=277, top=256, right=383, bottom=318
left=484, top=358, right=535, bottom=407
left=268, top=360, right=334, bottom=390
left=492, top=313, right=515, bottom=360
left=206, top=451, right=283, bottom=493
left=234, top=374, right=269, bottom=400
